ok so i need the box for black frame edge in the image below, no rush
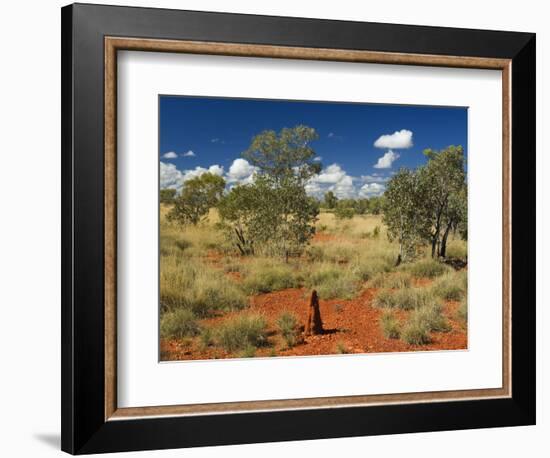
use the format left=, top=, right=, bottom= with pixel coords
left=61, top=3, right=536, bottom=454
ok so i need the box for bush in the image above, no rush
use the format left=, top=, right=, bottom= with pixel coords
left=305, top=263, right=360, bottom=299
left=368, top=272, right=412, bottom=289
left=216, top=315, right=269, bottom=352
left=276, top=312, right=300, bottom=348
left=445, top=239, right=468, bottom=259
left=403, top=259, right=451, bottom=278
left=380, top=311, right=401, bottom=339
left=199, top=327, right=214, bottom=350
left=160, top=309, right=200, bottom=339
left=415, top=303, right=452, bottom=332
left=351, top=257, right=392, bottom=281
left=242, top=260, right=300, bottom=294
left=334, top=205, right=355, bottom=220
left=431, top=272, right=467, bottom=301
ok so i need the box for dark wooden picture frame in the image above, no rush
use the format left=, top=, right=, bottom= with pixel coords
left=61, top=3, right=536, bottom=454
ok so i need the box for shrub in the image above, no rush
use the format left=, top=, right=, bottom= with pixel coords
left=403, top=259, right=451, bottom=278
left=216, top=315, right=269, bottom=352
left=368, top=272, right=412, bottom=289
left=242, top=260, right=300, bottom=294
left=239, top=345, right=257, bottom=358
left=305, top=263, right=360, bottom=299
left=199, top=327, right=214, bottom=350
left=380, top=310, right=401, bottom=339
left=276, top=312, right=300, bottom=348
left=160, top=309, right=200, bottom=339
left=415, top=303, right=452, bottom=332
left=305, top=245, right=326, bottom=262
left=445, top=239, right=468, bottom=259
left=431, top=272, right=467, bottom=301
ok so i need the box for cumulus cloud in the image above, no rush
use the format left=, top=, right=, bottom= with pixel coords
left=359, top=182, right=386, bottom=197
left=162, top=151, right=178, bottom=159
left=226, top=158, right=258, bottom=185
left=361, top=174, right=390, bottom=184
left=306, top=163, right=356, bottom=199
left=160, top=162, right=224, bottom=191
left=183, top=150, right=195, bottom=157
left=313, top=156, right=322, bottom=162
left=373, top=150, right=400, bottom=169
left=374, top=129, right=413, bottom=149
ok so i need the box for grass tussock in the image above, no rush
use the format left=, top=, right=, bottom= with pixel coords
left=374, top=287, right=436, bottom=310
left=242, top=259, right=301, bottom=294
left=215, top=314, right=269, bottom=352
left=457, top=299, right=468, bottom=324
left=305, top=263, right=360, bottom=299
left=160, top=258, right=248, bottom=317
left=402, top=258, right=451, bottom=278
left=368, top=272, right=413, bottom=289
left=380, top=310, right=401, bottom=339
left=160, top=309, right=200, bottom=339
left=276, top=312, right=300, bottom=348
left=445, top=239, right=468, bottom=260
left=431, top=270, right=467, bottom=301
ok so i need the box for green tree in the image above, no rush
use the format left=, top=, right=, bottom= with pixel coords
left=368, top=196, right=383, bottom=215
left=168, top=173, right=225, bottom=226
left=220, top=125, right=320, bottom=260
left=160, top=188, right=176, bottom=204
left=383, top=168, right=430, bottom=264
left=323, top=191, right=338, bottom=209
left=419, top=145, right=466, bottom=258
left=334, top=201, right=355, bottom=219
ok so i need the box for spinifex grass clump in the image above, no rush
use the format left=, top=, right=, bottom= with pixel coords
left=160, top=257, right=248, bottom=317
left=367, top=272, right=412, bottom=289
left=401, top=302, right=451, bottom=345
left=431, top=271, right=467, bottom=301
left=242, top=258, right=301, bottom=294
left=402, top=258, right=451, bottom=278
left=216, top=314, right=269, bottom=353
left=305, top=263, right=360, bottom=299
left=380, top=310, right=401, bottom=339
left=276, top=312, right=300, bottom=348
left=160, top=309, right=200, bottom=339
left=374, top=286, right=436, bottom=311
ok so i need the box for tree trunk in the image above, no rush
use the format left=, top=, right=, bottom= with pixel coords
left=440, top=223, right=452, bottom=258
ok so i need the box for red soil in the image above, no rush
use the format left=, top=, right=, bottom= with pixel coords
left=160, top=286, right=467, bottom=361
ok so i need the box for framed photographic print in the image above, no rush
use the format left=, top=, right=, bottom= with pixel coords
left=61, top=3, right=536, bottom=454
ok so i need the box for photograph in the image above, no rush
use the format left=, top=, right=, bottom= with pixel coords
left=159, top=96, right=469, bottom=361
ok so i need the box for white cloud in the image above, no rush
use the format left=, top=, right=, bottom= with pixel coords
left=306, top=163, right=356, bottom=199
left=361, top=174, right=390, bottom=184
left=373, top=150, right=400, bottom=169
left=183, top=150, right=195, bottom=157
left=374, top=129, right=413, bottom=149
left=160, top=162, right=184, bottom=189
left=313, top=156, right=322, bottom=161
left=162, top=151, right=178, bottom=159
left=226, top=158, right=258, bottom=185
left=328, top=132, right=334, bottom=138
left=359, top=182, right=386, bottom=197
left=160, top=162, right=224, bottom=191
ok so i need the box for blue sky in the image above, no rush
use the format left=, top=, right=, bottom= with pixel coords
left=159, top=96, right=467, bottom=199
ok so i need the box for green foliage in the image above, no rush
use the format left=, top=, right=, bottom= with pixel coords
left=350, top=257, right=392, bottom=281
left=323, top=191, right=338, bottom=209
left=199, top=327, right=214, bottom=350
left=216, top=315, right=269, bottom=352
left=457, top=299, right=468, bottom=324
left=160, top=188, right=177, bottom=204
left=334, top=202, right=355, bottom=220
left=401, top=319, right=431, bottom=345
left=276, top=312, right=300, bottom=348
left=380, top=310, right=401, bottom=339
left=413, top=303, right=452, bottom=332
left=219, top=126, right=322, bottom=259
left=160, top=309, right=200, bottom=339
left=167, top=173, right=226, bottom=226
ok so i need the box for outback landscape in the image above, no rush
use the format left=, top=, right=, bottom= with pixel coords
left=158, top=101, right=468, bottom=361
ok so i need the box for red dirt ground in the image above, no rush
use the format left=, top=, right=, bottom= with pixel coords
left=160, top=285, right=467, bottom=361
